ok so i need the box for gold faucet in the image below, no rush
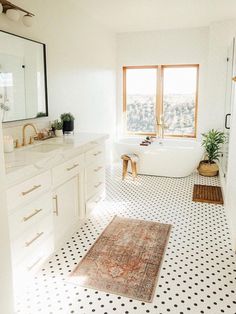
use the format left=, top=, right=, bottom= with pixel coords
left=22, top=123, right=38, bottom=146
left=156, top=116, right=165, bottom=139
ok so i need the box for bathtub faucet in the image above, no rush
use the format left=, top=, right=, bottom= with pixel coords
left=156, top=117, right=165, bottom=139
left=159, top=124, right=165, bottom=139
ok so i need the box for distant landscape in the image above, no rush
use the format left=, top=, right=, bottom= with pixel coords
left=126, top=94, right=195, bottom=135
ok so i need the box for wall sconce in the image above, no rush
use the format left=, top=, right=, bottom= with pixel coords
left=0, top=0, right=35, bottom=27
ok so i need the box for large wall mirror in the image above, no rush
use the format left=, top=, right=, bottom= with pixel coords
left=0, top=31, right=48, bottom=122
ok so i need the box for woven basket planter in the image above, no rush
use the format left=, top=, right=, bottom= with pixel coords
left=197, top=160, right=219, bottom=177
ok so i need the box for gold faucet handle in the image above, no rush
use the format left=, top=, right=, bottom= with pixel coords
left=14, top=139, right=21, bottom=148
left=22, top=138, right=26, bottom=146
left=29, top=136, right=34, bottom=145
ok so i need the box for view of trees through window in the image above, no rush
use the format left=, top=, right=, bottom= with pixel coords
left=126, top=68, right=157, bottom=133
left=124, top=65, right=198, bottom=137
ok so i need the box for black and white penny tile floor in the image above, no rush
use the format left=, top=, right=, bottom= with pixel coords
left=15, top=165, right=236, bottom=314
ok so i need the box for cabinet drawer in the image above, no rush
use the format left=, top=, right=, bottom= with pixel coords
left=86, top=190, right=105, bottom=214
left=85, top=145, right=105, bottom=166
left=52, top=154, right=84, bottom=186
left=13, top=234, right=53, bottom=282
left=9, top=193, right=52, bottom=240
left=85, top=161, right=105, bottom=183
left=7, top=171, right=51, bottom=210
left=11, top=213, right=53, bottom=264
left=86, top=177, right=105, bottom=200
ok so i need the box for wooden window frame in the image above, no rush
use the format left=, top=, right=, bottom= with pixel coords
left=123, top=64, right=199, bottom=138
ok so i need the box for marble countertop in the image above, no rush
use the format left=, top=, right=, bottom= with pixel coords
left=5, top=133, right=109, bottom=188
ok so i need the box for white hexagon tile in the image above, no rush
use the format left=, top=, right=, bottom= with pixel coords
left=15, top=165, right=236, bottom=314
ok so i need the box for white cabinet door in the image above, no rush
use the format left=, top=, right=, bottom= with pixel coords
left=53, top=177, right=79, bottom=247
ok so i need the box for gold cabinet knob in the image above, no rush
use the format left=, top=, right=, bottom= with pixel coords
left=232, top=76, right=236, bottom=82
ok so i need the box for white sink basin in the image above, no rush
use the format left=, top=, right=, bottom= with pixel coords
left=26, top=143, right=62, bottom=153
left=5, top=143, right=63, bottom=173
left=5, top=160, right=28, bottom=171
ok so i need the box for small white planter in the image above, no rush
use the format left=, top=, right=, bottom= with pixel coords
left=55, top=129, right=63, bottom=137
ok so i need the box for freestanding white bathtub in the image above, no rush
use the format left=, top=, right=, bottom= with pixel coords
left=115, top=137, right=204, bottom=178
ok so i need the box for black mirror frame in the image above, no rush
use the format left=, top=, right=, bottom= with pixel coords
left=0, top=30, right=49, bottom=123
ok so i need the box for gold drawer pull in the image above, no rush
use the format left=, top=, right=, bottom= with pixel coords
left=53, top=195, right=59, bottom=216
left=93, top=151, right=102, bottom=157
left=94, top=182, right=103, bottom=188
left=27, top=256, right=43, bottom=271
left=94, top=166, right=103, bottom=172
left=232, top=76, right=236, bottom=82
left=25, top=232, right=44, bottom=247
left=22, top=185, right=41, bottom=196
left=67, top=163, right=79, bottom=171
left=23, top=209, right=43, bottom=222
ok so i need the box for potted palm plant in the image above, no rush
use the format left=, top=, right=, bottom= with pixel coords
left=60, top=113, right=75, bottom=134
left=198, top=129, right=225, bottom=177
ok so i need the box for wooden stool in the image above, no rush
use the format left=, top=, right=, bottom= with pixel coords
left=121, top=154, right=138, bottom=181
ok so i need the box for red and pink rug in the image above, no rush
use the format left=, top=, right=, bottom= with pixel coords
left=70, top=216, right=171, bottom=302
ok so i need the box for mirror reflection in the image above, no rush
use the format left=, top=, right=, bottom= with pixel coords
left=0, top=31, right=48, bottom=122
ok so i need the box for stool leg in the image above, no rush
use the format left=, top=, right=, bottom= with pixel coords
left=134, top=162, right=137, bottom=178
left=131, top=160, right=136, bottom=181
left=122, top=159, right=128, bottom=180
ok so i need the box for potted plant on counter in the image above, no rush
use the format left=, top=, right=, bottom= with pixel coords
left=198, top=129, right=225, bottom=177
left=60, top=112, right=75, bottom=134
left=53, top=119, right=63, bottom=137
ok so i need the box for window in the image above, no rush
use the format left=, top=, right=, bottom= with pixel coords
left=123, top=65, right=199, bottom=137
left=124, top=67, right=157, bottom=134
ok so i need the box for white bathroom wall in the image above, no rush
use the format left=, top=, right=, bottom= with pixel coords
left=116, top=27, right=210, bottom=138
left=0, top=0, right=116, bottom=141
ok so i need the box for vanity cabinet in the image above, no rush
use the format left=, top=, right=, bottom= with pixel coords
left=5, top=136, right=107, bottom=289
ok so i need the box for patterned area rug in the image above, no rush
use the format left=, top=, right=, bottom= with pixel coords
left=70, top=216, right=172, bottom=302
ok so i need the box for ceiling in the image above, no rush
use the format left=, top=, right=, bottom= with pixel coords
left=76, top=0, right=236, bottom=33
